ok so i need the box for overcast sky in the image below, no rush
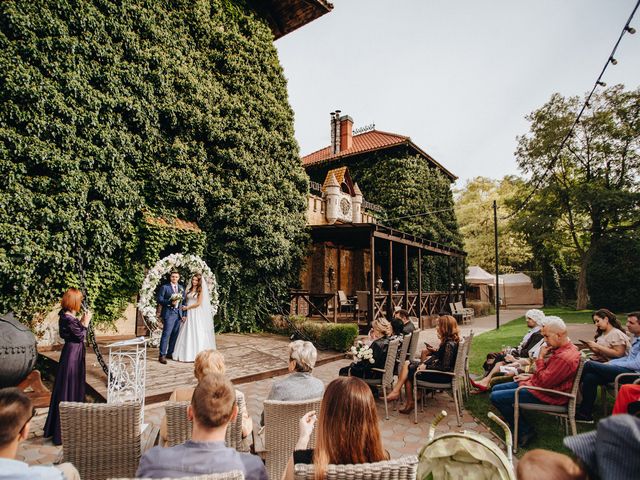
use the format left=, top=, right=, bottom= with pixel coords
left=275, top=0, right=640, bottom=187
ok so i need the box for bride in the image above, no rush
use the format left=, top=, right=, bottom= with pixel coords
left=172, top=273, right=216, bottom=362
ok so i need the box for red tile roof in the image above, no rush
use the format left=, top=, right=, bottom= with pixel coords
left=301, top=130, right=456, bottom=180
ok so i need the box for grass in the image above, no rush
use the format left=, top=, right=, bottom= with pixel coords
left=465, top=307, right=602, bottom=456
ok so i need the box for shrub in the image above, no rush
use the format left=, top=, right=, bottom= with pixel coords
left=315, top=323, right=359, bottom=352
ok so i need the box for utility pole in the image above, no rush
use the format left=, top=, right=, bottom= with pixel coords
left=494, top=200, right=500, bottom=330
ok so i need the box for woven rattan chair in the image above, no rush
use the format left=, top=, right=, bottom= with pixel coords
left=462, top=331, right=475, bottom=399
left=513, top=357, right=586, bottom=453
left=358, top=339, right=400, bottom=420
left=413, top=338, right=466, bottom=426
left=293, top=455, right=418, bottom=480
left=60, top=401, right=157, bottom=480
left=600, top=371, right=640, bottom=415
left=261, top=398, right=323, bottom=480
left=164, top=389, right=249, bottom=451
left=397, top=333, right=411, bottom=364
left=109, top=470, right=245, bottom=480
left=407, top=328, right=421, bottom=361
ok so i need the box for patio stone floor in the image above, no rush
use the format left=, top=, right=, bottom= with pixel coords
left=18, top=358, right=507, bottom=469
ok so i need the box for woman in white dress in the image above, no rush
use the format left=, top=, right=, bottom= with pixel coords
left=172, top=273, right=216, bottom=362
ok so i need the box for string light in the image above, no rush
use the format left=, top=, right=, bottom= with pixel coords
left=501, top=0, right=639, bottom=220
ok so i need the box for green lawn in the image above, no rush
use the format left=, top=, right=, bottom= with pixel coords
left=465, top=307, right=601, bottom=456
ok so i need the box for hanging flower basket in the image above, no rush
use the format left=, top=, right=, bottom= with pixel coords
left=138, top=253, right=219, bottom=346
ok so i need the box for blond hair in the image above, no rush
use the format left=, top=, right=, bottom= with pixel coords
left=372, top=318, right=392, bottom=337
left=194, top=350, right=226, bottom=381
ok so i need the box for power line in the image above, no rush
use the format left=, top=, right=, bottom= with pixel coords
left=502, top=0, right=639, bottom=221
left=383, top=206, right=456, bottom=222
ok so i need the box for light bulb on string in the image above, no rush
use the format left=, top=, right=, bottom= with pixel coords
left=625, top=25, right=636, bottom=34
left=610, top=57, right=618, bottom=65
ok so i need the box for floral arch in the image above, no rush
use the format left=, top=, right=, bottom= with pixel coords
left=138, top=253, right=219, bottom=345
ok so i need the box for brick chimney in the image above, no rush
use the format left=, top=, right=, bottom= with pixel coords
left=330, top=111, right=353, bottom=153
left=339, top=115, right=353, bottom=151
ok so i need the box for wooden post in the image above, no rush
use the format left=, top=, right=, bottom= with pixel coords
left=463, top=256, right=467, bottom=305
left=388, top=239, right=393, bottom=320
left=369, top=233, right=375, bottom=324
left=418, top=249, right=423, bottom=326
left=404, top=244, right=409, bottom=310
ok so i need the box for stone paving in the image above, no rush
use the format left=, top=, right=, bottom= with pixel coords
left=18, top=358, right=506, bottom=469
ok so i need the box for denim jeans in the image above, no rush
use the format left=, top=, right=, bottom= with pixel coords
left=490, top=381, right=543, bottom=436
left=578, top=360, right=634, bottom=416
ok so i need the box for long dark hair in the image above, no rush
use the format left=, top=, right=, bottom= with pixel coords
left=188, top=273, right=203, bottom=297
left=313, top=377, right=388, bottom=480
left=593, top=308, right=624, bottom=340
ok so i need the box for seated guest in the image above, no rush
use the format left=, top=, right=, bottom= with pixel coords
left=386, top=315, right=460, bottom=414
left=490, top=316, right=580, bottom=447
left=339, top=319, right=392, bottom=380
left=282, top=376, right=388, bottom=480
left=516, top=449, right=587, bottom=480
left=580, top=308, right=630, bottom=362
left=261, top=340, right=324, bottom=424
left=564, top=414, right=640, bottom=479
left=137, top=374, right=267, bottom=480
left=576, top=311, right=640, bottom=422
left=481, top=309, right=546, bottom=375
left=0, top=388, right=80, bottom=480
left=472, top=309, right=547, bottom=391
left=393, top=309, right=415, bottom=336
left=612, top=383, right=640, bottom=415
left=160, top=350, right=252, bottom=444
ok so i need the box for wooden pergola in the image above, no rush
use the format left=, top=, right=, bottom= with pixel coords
left=307, top=223, right=467, bottom=324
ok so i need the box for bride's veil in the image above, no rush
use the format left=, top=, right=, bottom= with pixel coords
left=198, top=275, right=213, bottom=319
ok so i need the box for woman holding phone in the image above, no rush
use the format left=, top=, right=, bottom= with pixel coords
left=580, top=309, right=630, bottom=362
left=386, top=315, right=460, bottom=413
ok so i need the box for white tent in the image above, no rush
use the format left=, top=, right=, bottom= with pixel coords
left=499, top=272, right=533, bottom=285
left=466, top=266, right=496, bottom=285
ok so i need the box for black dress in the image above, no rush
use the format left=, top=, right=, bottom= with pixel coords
left=339, top=336, right=389, bottom=379
left=408, top=339, right=458, bottom=384
left=44, top=311, right=87, bottom=445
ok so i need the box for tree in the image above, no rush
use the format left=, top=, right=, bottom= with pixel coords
left=454, top=176, right=532, bottom=273
left=515, top=85, right=640, bottom=309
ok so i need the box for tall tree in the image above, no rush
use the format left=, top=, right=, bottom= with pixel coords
left=455, top=176, right=532, bottom=273
left=515, top=85, right=640, bottom=309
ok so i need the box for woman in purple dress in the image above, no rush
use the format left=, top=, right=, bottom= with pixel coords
left=44, top=288, right=92, bottom=445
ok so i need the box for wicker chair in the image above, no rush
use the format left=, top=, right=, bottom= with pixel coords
left=261, top=398, right=323, bottom=480
left=397, top=333, right=411, bottom=364
left=60, top=401, right=158, bottom=480
left=413, top=338, right=466, bottom=426
left=164, top=389, right=249, bottom=451
left=109, top=470, right=245, bottom=480
left=600, top=371, right=640, bottom=415
left=462, top=331, right=475, bottom=399
left=513, top=357, right=586, bottom=453
left=293, top=455, right=418, bottom=480
left=407, top=328, right=422, bottom=361
left=359, top=339, right=400, bottom=421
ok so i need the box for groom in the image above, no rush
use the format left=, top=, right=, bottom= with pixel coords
left=157, top=271, right=186, bottom=364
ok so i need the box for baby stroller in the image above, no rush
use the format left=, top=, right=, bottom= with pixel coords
left=417, top=410, right=516, bottom=480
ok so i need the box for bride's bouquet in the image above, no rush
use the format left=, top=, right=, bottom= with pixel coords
left=350, top=340, right=375, bottom=364
left=170, top=292, right=182, bottom=308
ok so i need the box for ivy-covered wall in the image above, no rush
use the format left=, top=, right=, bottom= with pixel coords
left=0, top=0, right=308, bottom=331
left=306, top=146, right=462, bottom=290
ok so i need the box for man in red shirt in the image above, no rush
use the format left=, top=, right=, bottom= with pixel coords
left=490, top=316, right=580, bottom=447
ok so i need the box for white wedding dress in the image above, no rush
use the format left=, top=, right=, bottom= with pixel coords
left=172, top=280, right=216, bottom=362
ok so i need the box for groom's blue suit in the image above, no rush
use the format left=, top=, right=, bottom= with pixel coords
left=157, top=282, right=186, bottom=357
